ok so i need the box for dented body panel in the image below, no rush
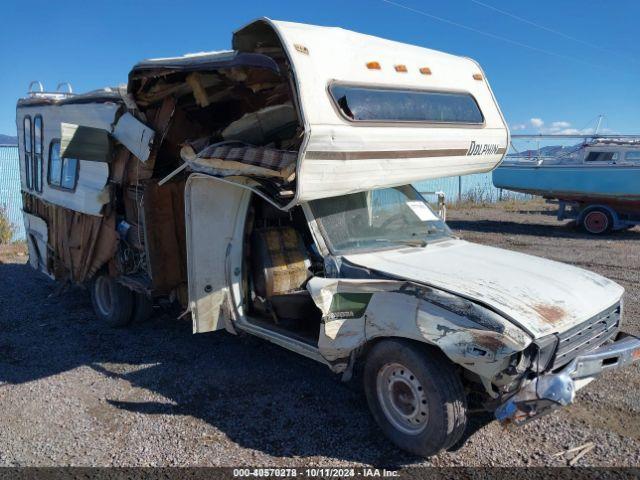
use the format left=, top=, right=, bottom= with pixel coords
left=306, top=276, right=532, bottom=382
left=343, top=239, right=624, bottom=337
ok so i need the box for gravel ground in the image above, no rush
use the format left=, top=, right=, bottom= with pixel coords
left=0, top=201, right=639, bottom=468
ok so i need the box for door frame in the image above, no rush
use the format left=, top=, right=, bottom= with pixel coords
left=185, top=174, right=327, bottom=364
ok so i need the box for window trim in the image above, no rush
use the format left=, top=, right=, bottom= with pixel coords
left=585, top=151, right=619, bottom=163
left=326, top=80, right=485, bottom=128
left=33, top=114, right=43, bottom=192
left=47, top=139, right=80, bottom=192
left=23, top=115, right=33, bottom=189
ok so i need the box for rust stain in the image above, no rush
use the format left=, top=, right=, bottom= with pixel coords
left=532, top=304, right=567, bottom=325
left=470, top=332, right=505, bottom=351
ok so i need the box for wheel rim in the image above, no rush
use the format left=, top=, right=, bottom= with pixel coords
left=376, top=362, right=429, bottom=435
left=94, top=276, right=114, bottom=316
left=584, top=211, right=608, bottom=234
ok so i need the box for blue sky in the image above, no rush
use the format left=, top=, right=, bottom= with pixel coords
left=1, top=0, right=639, bottom=138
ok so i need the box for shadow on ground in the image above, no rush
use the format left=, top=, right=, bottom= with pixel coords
left=447, top=219, right=640, bottom=240
left=0, top=261, right=492, bottom=466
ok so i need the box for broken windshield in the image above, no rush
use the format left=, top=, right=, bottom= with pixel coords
left=308, top=185, right=452, bottom=254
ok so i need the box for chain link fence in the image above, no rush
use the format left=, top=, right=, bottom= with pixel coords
left=416, top=172, right=532, bottom=205
left=0, top=145, right=24, bottom=241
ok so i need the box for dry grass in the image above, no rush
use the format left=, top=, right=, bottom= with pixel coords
left=448, top=196, right=547, bottom=212
left=0, top=241, right=27, bottom=263
left=0, top=204, right=16, bottom=244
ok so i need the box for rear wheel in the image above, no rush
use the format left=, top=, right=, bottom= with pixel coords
left=363, top=339, right=467, bottom=457
left=91, top=274, right=134, bottom=327
left=581, top=207, right=613, bottom=235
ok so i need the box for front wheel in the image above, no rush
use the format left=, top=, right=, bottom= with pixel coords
left=363, top=339, right=467, bottom=457
left=90, top=274, right=134, bottom=327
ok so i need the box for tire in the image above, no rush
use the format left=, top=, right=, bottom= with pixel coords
left=90, top=274, right=134, bottom=327
left=581, top=207, right=613, bottom=235
left=131, top=292, right=154, bottom=323
left=363, top=339, right=467, bottom=457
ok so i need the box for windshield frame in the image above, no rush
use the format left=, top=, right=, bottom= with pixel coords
left=305, top=185, right=453, bottom=256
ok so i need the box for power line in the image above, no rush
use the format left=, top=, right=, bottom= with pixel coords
left=469, top=0, right=637, bottom=63
left=380, top=0, right=603, bottom=69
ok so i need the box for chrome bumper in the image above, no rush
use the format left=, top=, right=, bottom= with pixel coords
left=495, top=333, right=640, bottom=426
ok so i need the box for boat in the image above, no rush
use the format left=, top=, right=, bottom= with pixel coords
left=493, top=136, right=640, bottom=234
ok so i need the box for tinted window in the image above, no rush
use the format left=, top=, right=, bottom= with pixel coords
left=33, top=116, right=43, bottom=192
left=61, top=158, right=78, bottom=189
left=329, top=84, right=484, bottom=124
left=48, top=141, right=63, bottom=186
left=48, top=140, right=78, bottom=190
left=585, top=151, right=618, bottom=162
left=23, top=116, right=32, bottom=189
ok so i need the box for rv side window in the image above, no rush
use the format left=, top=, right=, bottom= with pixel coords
left=48, top=140, right=79, bottom=191
left=23, top=116, right=32, bottom=189
left=585, top=151, right=618, bottom=163
left=329, top=84, right=484, bottom=124
left=33, top=115, right=43, bottom=192
left=624, top=151, right=640, bottom=162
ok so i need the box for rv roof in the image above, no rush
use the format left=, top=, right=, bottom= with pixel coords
left=17, top=87, right=123, bottom=108
left=129, top=51, right=280, bottom=76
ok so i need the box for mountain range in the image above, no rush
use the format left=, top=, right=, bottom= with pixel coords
left=0, top=134, right=17, bottom=145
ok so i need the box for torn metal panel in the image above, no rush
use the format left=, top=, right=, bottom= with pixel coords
left=306, top=277, right=402, bottom=367
left=23, top=212, right=49, bottom=276
left=307, top=276, right=533, bottom=388
left=111, top=112, right=155, bottom=163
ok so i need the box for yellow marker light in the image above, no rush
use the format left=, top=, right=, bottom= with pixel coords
left=294, top=43, right=309, bottom=55
left=632, top=348, right=640, bottom=362
left=473, top=73, right=483, bottom=80
left=366, top=61, right=381, bottom=70
left=419, top=67, right=432, bottom=75
left=394, top=64, right=408, bottom=73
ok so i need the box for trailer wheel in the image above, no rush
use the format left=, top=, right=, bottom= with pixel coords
left=90, top=274, right=134, bottom=327
left=581, top=208, right=613, bottom=235
left=363, top=339, right=467, bottom=457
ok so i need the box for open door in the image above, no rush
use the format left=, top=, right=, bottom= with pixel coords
left=185, top=174, right=249, bottom=333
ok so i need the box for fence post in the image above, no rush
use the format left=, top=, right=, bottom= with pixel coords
left=457, top=176, right=462, bottom=203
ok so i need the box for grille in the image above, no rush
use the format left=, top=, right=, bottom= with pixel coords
left=552, top=303, right=620, bottom=370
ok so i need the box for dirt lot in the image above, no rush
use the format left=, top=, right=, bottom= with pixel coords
left=1, top=201, right=639, bottom=468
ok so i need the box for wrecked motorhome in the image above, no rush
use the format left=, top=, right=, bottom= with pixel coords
left=16, top=19, right=640, bottom=457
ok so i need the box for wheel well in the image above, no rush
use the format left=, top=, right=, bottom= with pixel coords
left=353, top=336, right=455, bottom=379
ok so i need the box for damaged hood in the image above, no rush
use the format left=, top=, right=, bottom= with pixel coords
left=344, top=239, right=624, bottom=337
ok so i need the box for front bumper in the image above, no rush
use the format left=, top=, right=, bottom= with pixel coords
left=495, top=333, right=640, bottom=426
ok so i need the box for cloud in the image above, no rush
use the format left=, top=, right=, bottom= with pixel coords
left=530, top=118, right=544, bottom=128
left=510, top=123, right=527, bottom=131
left=551, top=121, right=571, bottom=128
